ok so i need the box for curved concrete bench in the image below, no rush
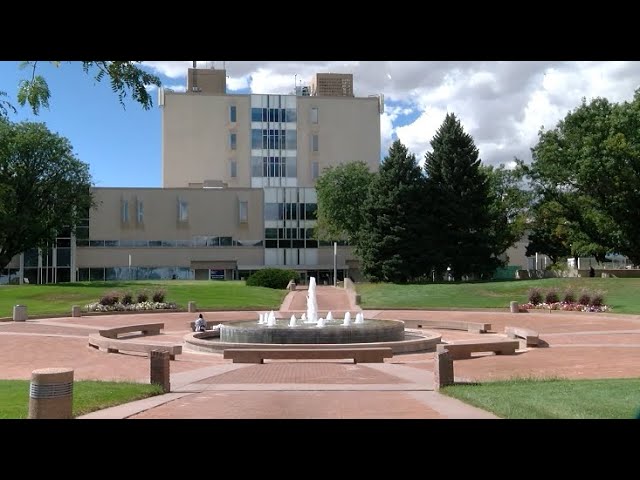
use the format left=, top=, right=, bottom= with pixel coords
left=223, top=347, right=393, bottom=364
left=504, top=326, right=540, bottom=347
left=402, top=319, right=491, bottom=334
left=99, top=323, right=163, bottom=339
left=88, top=334, right=182, bottom=360
left=436, top=340, right=519, bottom=360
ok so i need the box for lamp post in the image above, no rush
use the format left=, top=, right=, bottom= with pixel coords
left=447, top=266, right=452, bottom=282
left=333, top=242, right=337, bottom=287
left=128, top=254, right=132, bottom=281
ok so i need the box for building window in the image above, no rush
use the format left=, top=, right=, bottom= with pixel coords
left=311, top=134, right=319, bottom=152
left=251, top=129, right=262, bottom=149
left=312, top=162, right=319, bottom=180
left=229, top=133, right=237, bottom=150
left=239, top=200, right=248, bottom=224
left=178, top=199, right=188, bottom=222
left=136, top=199, right=144, bottom=223
left=285, top=130, right=297, bottom=150
left=121, top=199, right=129, bottom=223
left=230, top=160, right=237, bottom=178
left=311, top=107, right=318, bottom=124
left=251, top=156, right=262, bottom=177
left=229, top=105, right=237, bottom=123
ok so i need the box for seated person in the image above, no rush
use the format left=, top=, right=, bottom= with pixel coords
left=194, top=313, right=207, bottom=332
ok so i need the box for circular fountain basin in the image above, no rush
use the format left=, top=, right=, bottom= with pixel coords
left=184, top=319, right=442, bottom=354
left=221, top=318, right=404, bottom=344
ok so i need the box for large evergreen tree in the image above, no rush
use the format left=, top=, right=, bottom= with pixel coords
left=424, top=113, right=501, bottom=279
left=358, top=140, right=430, bottom=283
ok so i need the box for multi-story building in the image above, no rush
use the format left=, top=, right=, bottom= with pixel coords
left=3, top=65, right=383, bottom=284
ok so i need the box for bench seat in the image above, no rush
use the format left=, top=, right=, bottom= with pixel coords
left=223, top=347, right=393, bottom=364
left=436, top=340, right=519, bottom=360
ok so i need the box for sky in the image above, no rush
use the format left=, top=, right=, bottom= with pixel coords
left=1, top=60, right=639, bottom=187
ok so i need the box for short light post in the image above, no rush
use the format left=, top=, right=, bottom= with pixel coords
left=333, top=242, right=337, bottom=287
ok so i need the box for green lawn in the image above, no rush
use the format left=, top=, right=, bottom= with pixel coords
left=0, top=280, right=287, bottom=317
left=357, top=277, right=640, bottom=313
left=0, top=380, right=163, bottom=419
left=440, top=377, right=640, bottom=419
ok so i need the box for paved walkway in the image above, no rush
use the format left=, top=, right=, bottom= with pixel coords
left=2, top=285, right=640, bottom=418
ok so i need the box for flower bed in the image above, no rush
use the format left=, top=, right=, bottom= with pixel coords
left=519, top=302, right=610, bottom=313
left=84, top=301, right=177, bottom=312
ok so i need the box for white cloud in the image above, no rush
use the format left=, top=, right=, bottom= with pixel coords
left=165, top=84, right=186, bottom=93
left=227, top=75, right=250, bottom=91
left=379, top=111, right=395, bottom=157
left=144, top=84, right=158, bottom=93
left=394, top=106, right=449, bottom=165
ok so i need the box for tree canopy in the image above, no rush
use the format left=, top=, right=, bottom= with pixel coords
left=314, top=161, right=375, bottom=245
left=358, top=140, right=430, bottom=283
left=0, top=118, right=94, bottom=269
left=526, top=90, right=640, bottom=264
left=1, top=61, right=161, bottom=118
left=424, top=113, right=502, bottom=279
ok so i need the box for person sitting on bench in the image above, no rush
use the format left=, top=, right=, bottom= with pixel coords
left=194, top=314, right=207, bottom=332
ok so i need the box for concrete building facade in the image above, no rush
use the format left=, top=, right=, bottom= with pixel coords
left=3, top=65, right=383, bottom=284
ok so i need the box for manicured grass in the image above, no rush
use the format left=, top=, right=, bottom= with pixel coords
left=357, top=277, right=640, bottom=313
left=0, top=380, right=163, bottom=419
left=440, top=377, right=640, bottom=419
left=0, top=280, right=287, bottom=317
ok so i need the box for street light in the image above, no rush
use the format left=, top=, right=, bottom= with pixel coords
left=447, top=266, right=452, bottom=282
left=333, top=242, right=337, bottom=287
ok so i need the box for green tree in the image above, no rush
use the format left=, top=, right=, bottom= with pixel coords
left=424, top=113, right=501, bottom=279
left=527, top=91, right=640, bottom=263
left=0, top=118, right=94, bottom=269
left=358, top=139, right=430, bottom=283
left=1, top=61, right=161, bottom=117
left=525, top=200, right=572, bottom=264
left=481, top=161, right=531, bottom=264
left=314, top=161, right=376, bottom=245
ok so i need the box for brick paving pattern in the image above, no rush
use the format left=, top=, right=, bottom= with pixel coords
left=2, top=285, right=640, bottom=418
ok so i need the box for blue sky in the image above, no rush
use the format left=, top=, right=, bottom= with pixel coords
left=0, top=61, right=167, bottom=187
left=1, top=61, right=638, bottom=188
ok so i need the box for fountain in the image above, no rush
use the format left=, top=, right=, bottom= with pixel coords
left=186, top=276, right=441, bottom=353
left=306, top=277, right=319, bottom=323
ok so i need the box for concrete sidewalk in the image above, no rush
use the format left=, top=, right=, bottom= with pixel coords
left=79, top=361, right=497, bottom=419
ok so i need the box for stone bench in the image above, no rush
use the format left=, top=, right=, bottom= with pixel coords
left=223, top=347, right=393, bottom=364
left=88, top=334, right=182, bottom=360
left=98, top=323, right=164, bottom=339
left=505, top=326, right=540, bottom=347
left=402, top=319, right=491, bottom=334
left=436, top=340, right=519, bottom=360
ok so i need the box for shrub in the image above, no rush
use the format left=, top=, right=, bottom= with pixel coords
left=590, top=290, right=605, bottom=307
left=121, top=292, right=134, bottom=305
left=578, top=289, right=591, bottom=306
left=99, top=291, right=120, bottom=306
left=545, top=288, right=560, bottom=304
left=563, top=289, right=576, bottom=304
left=246, top=268, right=301, bottom=289
left=528, top=287, right=543, bottom=305
left=152, top=289, right=166, bottom=303
left=136, top=290, right=150, bottom=303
